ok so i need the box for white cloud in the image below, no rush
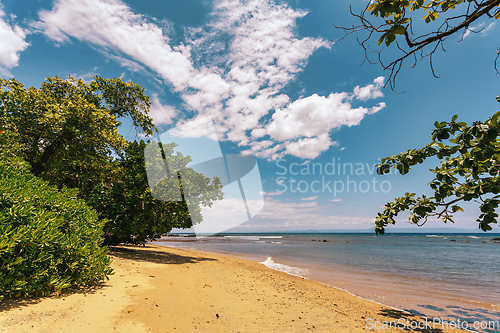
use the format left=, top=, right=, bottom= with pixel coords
left=37, top=0, right=386, bottom=160
left=482, top=22, right=496, bottom=36
left=284, top=133, right=334, bottom=159
left=353, top=76, right=384, bottom=101
left=301, top=196, right=319, bottom=201
left=266, top=79, right=385, bottom=142
left=105, top=52, right=148, bottom=74
left=259, top=191, right=282, bottom=196
left=149, top=94, right=177, bottom=126
left=261, top=77, right=385, bottom=159
left=37, top=0, right=194, bottom=90
left=0, top=8, right=29, bottom=75
left=463, top=22, right=496, bottom=39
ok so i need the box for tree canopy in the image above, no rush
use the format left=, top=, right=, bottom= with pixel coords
left=91, top=140, right=224, bottom=245
left=0, top=75, right=223, bottom=245
left=0, top=76, right=154, bottom=191
left=336, top=0, right=500, bottom=88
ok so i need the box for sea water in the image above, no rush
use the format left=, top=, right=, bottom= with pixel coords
left=152, top=233, right=500, bottom=332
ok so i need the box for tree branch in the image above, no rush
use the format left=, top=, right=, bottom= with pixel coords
left=334, top=0, right=500, bottom=89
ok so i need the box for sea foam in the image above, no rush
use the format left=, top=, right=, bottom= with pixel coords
left=259, top=257, right=308, bottom=277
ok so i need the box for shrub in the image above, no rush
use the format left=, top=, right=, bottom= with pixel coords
left=0, top=151, right=113, bottom=300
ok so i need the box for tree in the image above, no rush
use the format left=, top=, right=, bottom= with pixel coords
left=0, top=75, right=155, bottom=192
left=374, top=103, right=500, bottom=234
left=335, top=1, right=500, bottom=233
left=90, top=140, right=223, bottom=245
left=0, top=76, right=223, bottom=244
left=336, top=0, right=500, bottom=88
left=0, top=75, right=224, bottom=299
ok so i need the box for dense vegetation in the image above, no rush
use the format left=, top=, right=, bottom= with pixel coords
left=0, top=76, right=223, bottom=298
left=0, top=133, right=111, bottom=299
left=92, top=140, right=223, bottom=245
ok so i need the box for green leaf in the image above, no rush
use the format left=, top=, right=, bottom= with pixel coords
left=391, top=25, right=406, bottom=35
left=487, top=128, right=498, bottom=139
left=378, top=33, right=387, bottom=45
left=385, top=33, right=396, bottom=46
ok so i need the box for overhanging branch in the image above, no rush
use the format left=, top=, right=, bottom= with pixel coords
left=334, top=0, right=500, bottom=89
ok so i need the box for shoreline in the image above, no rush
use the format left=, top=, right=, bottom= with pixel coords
left=154, top=242, right=411, bottom=314
left=0, top=244, right=470, bottom=332
left=152, top=236, right=500, bottom=325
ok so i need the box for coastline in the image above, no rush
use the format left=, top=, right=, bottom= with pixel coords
left=0, top=244, right=468, bottom=332
left=153, top=233, right=500, bottom=326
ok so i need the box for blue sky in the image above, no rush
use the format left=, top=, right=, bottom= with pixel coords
left=1, top=0, right=499, bottom=232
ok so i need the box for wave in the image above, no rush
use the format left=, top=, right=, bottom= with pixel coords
left=224, top=236, right=262, bottom=241
left=259, top=257, right=308, bottom=277
left=224, top=235, right=283, bottom=241
left=425, top=234, right=484, bottom=239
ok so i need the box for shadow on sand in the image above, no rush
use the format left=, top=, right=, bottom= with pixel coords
left=377, top=308, right=450, bottom=333
left=410, top=304, right=500, bottom=333
left=0, top=245, right=215, bottom=312
left=108, top=245, right=218, bottom=265
left=0, top=282, right=106, bottom=313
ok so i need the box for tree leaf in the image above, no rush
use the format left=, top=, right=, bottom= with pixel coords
left=392, top=25, right=406, bottom=35
left=385, top=33, right=396, bottom=46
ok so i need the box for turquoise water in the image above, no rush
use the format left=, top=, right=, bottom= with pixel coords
left=152, top=233, right=500, bottom=332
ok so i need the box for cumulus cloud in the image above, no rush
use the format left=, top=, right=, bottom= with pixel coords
left=266, top=78, right=385, bottom=142
left=37, top=0, right=194, bottom=90
left=260, top=77, right=385, bottom=159
left=284, top=134, right=334, bottom=159
left=353, top=76, right=384, bottom=101
left=0, top=8, right=29, bottom=75
left=37, top=0, right=386, bottom=159
left=148, top=94, right=177, bottom=126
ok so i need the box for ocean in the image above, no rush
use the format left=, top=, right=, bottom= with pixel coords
left=152, top=233, right=500, bottom=332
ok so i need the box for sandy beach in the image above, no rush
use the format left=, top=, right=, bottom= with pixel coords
left=0, top=244, right=467, bottom=332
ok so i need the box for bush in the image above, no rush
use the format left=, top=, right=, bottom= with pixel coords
left=0, top=152, right=113, bottom=300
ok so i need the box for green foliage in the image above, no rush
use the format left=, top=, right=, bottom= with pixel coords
left=340, top=2, right=500, bottom=231
left=337, top=0, right=500, bottom=87
left=88, top=140, right=224, bottom=245
left=367, top=0, right=500, bottom=47
left=0, top=145, right=112, bottom=300
left=1, top=75, right=223, bottom=246
left=0, top=74, right=225, bottom=301
left=0, top=76, right=155, bottom=191
left=375, top=95, right=500, bottom=234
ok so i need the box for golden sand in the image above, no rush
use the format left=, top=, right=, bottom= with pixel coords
left=0, top=245, right=466, bottom=332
